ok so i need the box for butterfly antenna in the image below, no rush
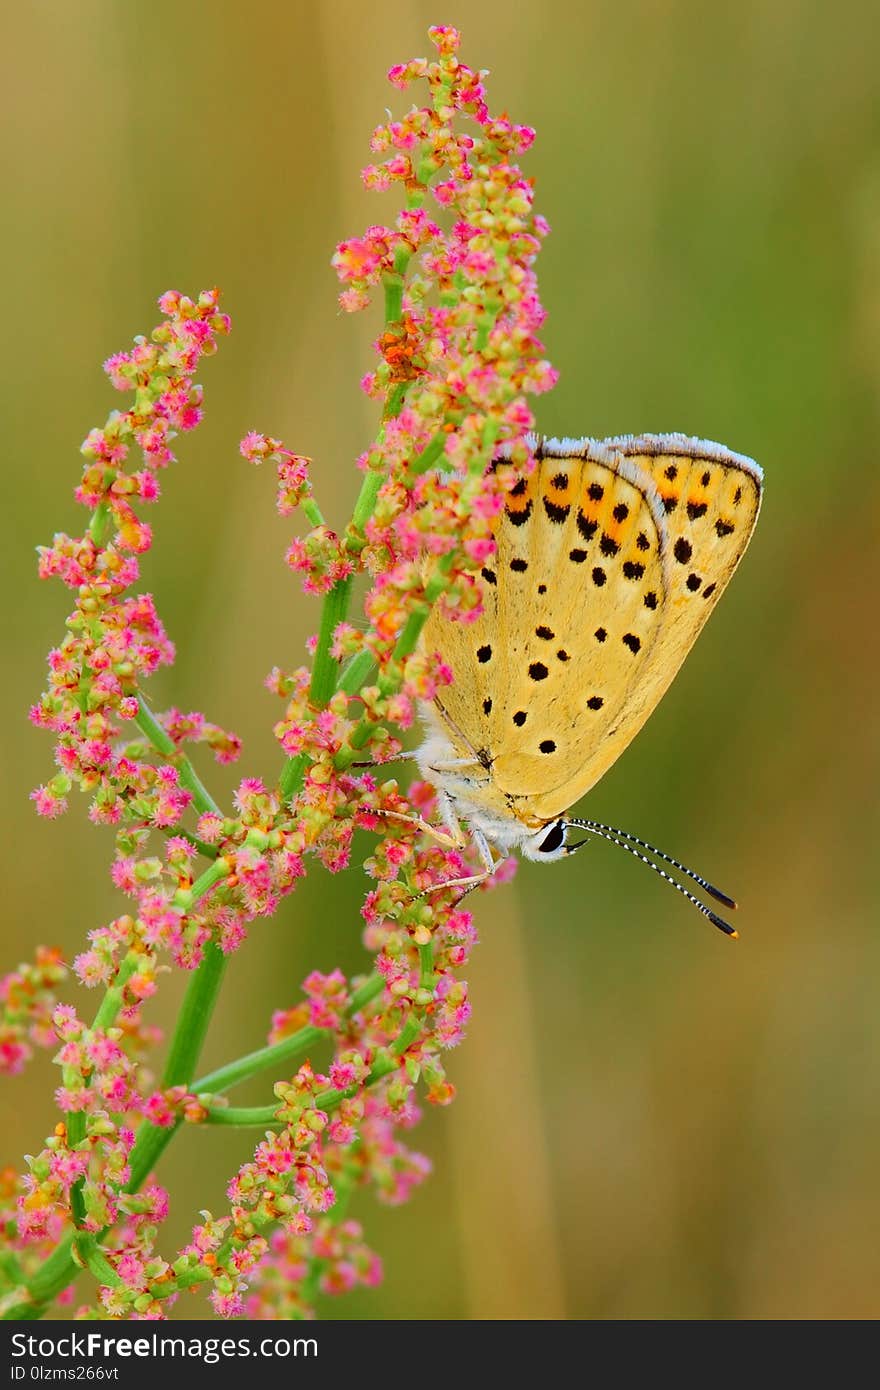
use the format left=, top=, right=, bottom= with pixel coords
left=569, top=820, right=736, bottom=907
left=567, top=820, right=738, bottom=938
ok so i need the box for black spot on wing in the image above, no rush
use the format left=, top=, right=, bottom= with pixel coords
left=543, top=497, right=570, bottom=524
left=506, top=500, right=532, bottom=526
left=576, top=511, right=598, bottom=541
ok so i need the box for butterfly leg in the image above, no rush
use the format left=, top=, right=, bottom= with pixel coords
left=348, top=751, right=420, bottom=769
left=368, top=805, right=466, bottom=852
left=372, top=800, right=500, bottom=896
left=417, top=810, right=499, bottom=896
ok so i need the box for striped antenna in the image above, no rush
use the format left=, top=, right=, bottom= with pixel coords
left=567, top=819, right=738, bottom=938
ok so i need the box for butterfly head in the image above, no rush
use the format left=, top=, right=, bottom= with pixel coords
left=519, top=818, right=587, bottom=863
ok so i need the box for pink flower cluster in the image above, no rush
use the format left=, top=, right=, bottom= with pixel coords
left=7, top=25, right=555, bottom=1321
left=244, top=1220, right=382, bottom=1318
left=14, top=1000, right=166, bottom=1244
left=149, top=902, right=469, bottom=1321
left=262, top=23, right=556, bottom=752
left=157, top=709, right=242, bottom=767
left=31, top=290, right=237, bottom=827
left=240, top=434, right=315, bottom=518
left=0, top=947, right=67, bottom=1075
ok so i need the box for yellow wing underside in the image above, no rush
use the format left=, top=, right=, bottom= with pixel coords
left=420, top=435, right=762, bottom=825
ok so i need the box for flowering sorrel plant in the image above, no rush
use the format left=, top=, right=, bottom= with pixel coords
left=1, top=25, right=555, bottom=1320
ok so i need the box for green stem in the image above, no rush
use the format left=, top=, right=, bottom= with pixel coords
left=278, top=752, right=308, bottom=802
left=383, top=274, right=404, bottom=325
left=279, top=466, right=384, bottom=803
left=134, top=695, right=223, bottom=818
left=194, top=971, right=384, bottom=1096
left=308, top=576, right=353, bottom=709
left=338, top=649, right=376, bottom=696
left=160, top=826, right=219, bottom=860
left=124, top=936, right=232, bottom=1207
left=302, top=498, right=325, bottom=528
left=16, top=932, right=233, bottom=1317
left=67, top=952, right=140, bottom=1228
left=390, top=1010, right=423, bottom=1059
left=0, top=1250, right=24, bottom=1288
left=127, top=971, right=386, bottom=1201
left=15, top=976, right=389, bottom=1316
left=126, top=1122, right=177, bottom=1196
left=278, top=220, right=417, bottom=803
left=205, top=1002, right=420, bottom=1128
left=383, top=382, right=408, bottom=419
left=335, top=595, right=435, bottom=763
left=4, top=1234, right=76, bottom=1315
left=347, top=971, right=386, bottom=1016
left=76, top=1237, right=123, bottom=1289
left=411, top=431, right=447, bottom=475
left=161, top=942, right=227, bottom=1087
left=205, top=1106, right=275, bottom=1127
left=383, top=244, right=412, bottom=326
left=194, top=1024, right=326, bottom=1095
left=174, top=857, right=230, bottom=913
left=88, top=500, right=111, bottom=546
left=93, top=952, right=140, bottom=1031
left=419, top=942, right=435, bottom=991
left=350, top=467, right=384, bottom=536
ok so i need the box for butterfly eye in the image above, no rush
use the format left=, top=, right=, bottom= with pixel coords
left=538, top=821, right=566, bottom=854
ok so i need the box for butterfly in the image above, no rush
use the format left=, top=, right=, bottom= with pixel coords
left=415, top=433, right=763, bottom=935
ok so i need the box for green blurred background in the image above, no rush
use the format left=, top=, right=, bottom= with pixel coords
left=3, top=0, right=879, bottom=1320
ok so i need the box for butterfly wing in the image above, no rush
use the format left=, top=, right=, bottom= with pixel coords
left=421, top=441, right=670, bottom=812
left=594, top=434, right=763, bottom=779
left=421, top=435, right=762, bottom=824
